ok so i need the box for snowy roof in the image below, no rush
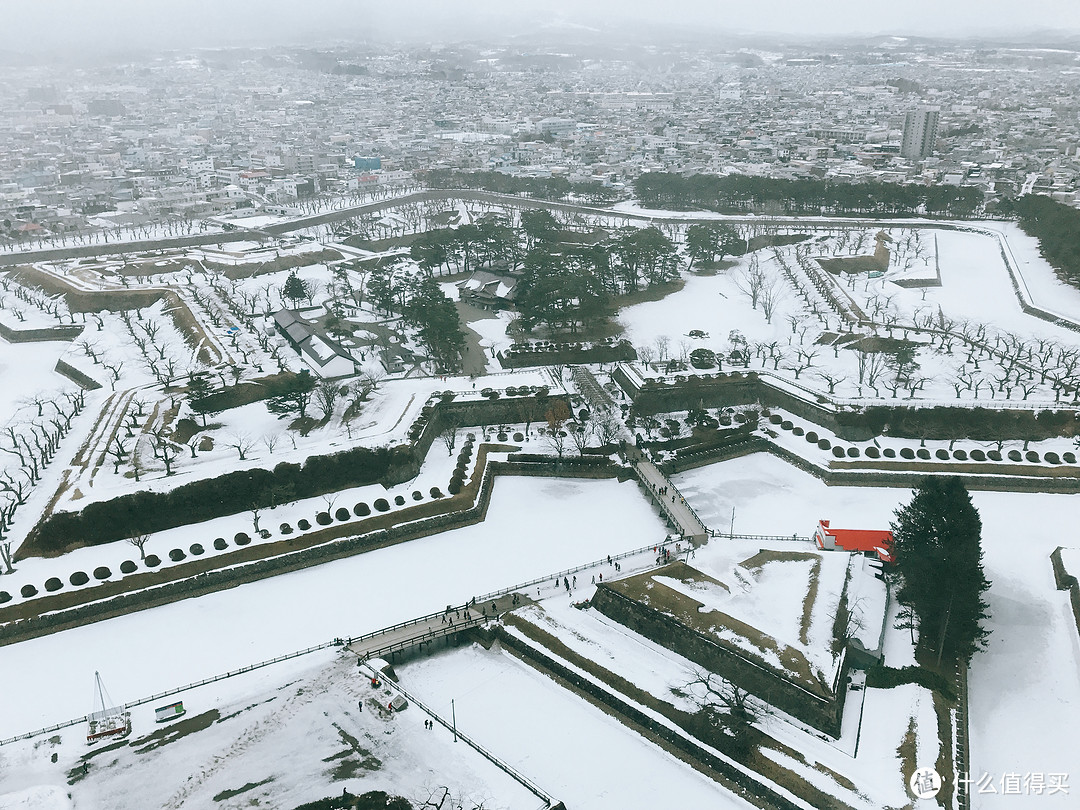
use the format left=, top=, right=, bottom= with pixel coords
left=274, top=309, right=355, bottom=369
left=306, top=336, right=335, bottom=362
left=457, top=271, right=517, bottom=301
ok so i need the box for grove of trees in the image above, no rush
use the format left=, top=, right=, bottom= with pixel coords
left=634, top=172, right=985, bottom=218
left=1008, top=194, right=1080, bottom=287
left=890, top=477, right=991, bottom=667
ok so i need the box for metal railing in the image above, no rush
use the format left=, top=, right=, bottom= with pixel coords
left=361, top=662, right=556, bottom=809
left=707, top=531, right=812, bottom=542
left=1, top=536, right=682, bottom=747
left=473, top=541, right=675, bottom=605
left=355, top=615, right=489, bottom=662
left=954, top=660, right=971, bottom=810
left=631, top=460, right=711, bottom=536
left=0, top=640, right=336, bottom=746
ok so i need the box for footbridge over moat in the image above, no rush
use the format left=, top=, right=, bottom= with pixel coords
left=347, top=594, right=520, bottom=662
left=623, top=442, right=711, bottom=543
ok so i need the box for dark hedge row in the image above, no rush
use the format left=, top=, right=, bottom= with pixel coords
left=634, top=171, right=984, bottom=218
left=29, top=444, right=402, bottom=553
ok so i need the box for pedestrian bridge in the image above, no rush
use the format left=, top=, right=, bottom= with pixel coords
left=348, top=594, right=520, bottom=661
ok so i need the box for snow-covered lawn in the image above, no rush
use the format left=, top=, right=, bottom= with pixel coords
left=0, top=475, right=668, bottom=738
left=399, top=643, right=754, bottom=810
left=673, top=452, right=1080, bottom=806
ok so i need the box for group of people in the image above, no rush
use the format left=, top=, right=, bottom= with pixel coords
left=423, top=719, right=434, bottom=730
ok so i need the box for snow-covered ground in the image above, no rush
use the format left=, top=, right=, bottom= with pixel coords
left=674, top=452, right=1080, bottom=807
left=0, top=475, right=668, bottom=738
left=399, top=644, right=754, bottom=810
left=0, top=648, right=537, bottom=810
left=0, top=340, right=71, bottom=424
left=504, top=586, right=907, bottom=808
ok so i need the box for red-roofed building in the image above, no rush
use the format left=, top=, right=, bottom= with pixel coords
left=814, top=520, right=894, bottom=563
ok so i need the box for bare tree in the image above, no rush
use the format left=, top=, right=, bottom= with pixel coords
left=786, top=348, right=819, bottom=380
left=758, top=271, right=785, bottom=324
left=108, top=437, right=129, bottom=471
left=127, top=532, right=151, bottom=561
left=544, top=400, right=571, bottom=459
left=816, top=370, right=847, bottom=395
left=0, top=541, right=13, bottom=574
left=227, top=432, right=256, bottom=460
left=653, top=335, right=671, bottom=362
left=102, top=360, right=124, bottom=389
left=569, top=418, right=594, bottom=456
left=857, top=350, right=888, bottom=396
left=835, top=595, right=867, bottom=648
left=315, top=380, right=342, bottom=420
left=678, top=339, right=691, bottom=365
left=439, top=415, right=459, bottom=456
left=148, top=428, right=179, bottom=475
left=736, top=254, right=767, bottom=310
left=593, top=413, right=623, bottom=447
left=262, top=433, right=281, bottom=455
left=20, top=392, right=51, bottom=418
left=637, top=344, right=655, bottom=366
left=0, top=470, right=32, bottom=506
left=677, top=669, right=762, bottom=758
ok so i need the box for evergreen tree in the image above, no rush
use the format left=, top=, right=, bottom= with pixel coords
left=409, top=229, right=453, bottom=275
left=685, top=223, right=743, bottom=267
left=520, top=208, right=560, bottom=250
left=517, top=246, right=608, bottom=333
left=890, top=477, right=991, bottom=666
left=404, top=278, right=465, bottom=373
left=186, top=370, right=216, bottom=427
left=282, top=272, right=308, bottom=307
left=265, top=369, right=317, bottom=421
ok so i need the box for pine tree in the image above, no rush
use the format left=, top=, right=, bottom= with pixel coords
left=265, top=369, right=317, bottom=421
left=186, top=371, right=216, bottom=427
left=282, top=272, right=308, bottom=307
left=890, top=477, right=991, bottom=666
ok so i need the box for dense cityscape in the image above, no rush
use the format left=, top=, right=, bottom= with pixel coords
left=0, top=8, right=1079, bottom=810
left=2, top=36, right=1080, bottom=244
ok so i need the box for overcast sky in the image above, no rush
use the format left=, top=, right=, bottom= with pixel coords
left=5, top=0, right=1080, bottom=54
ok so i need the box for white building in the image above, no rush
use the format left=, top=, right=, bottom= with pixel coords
left=900, top=107, right=940, bottom=160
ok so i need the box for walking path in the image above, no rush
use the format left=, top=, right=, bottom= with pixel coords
left=348, top=594, right=521, bottom=661
left=624, top=443, right=710, bottom=542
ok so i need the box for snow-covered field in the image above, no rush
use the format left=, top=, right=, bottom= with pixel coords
left=674, top=452, right=1080, bottom=806
left=399, top=644, right=754, bottom=810
left=0, top=476, right=668, bottom=738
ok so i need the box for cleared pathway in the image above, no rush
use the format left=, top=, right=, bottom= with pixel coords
left=348, top=593, right=521, bottom=661
left=623, top=443, right=710, bottom=542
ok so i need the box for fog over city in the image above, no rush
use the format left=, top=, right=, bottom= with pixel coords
left=2, top=0, right=1080, bottom=809
left=6, top=0, right=1080, bottom=54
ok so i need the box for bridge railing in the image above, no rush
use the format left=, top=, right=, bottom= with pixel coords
left=2, top=536, right=700, bottom=746
left=360, top=661, right=556, bottom=809
left=0, top=640, right=337, bottom=746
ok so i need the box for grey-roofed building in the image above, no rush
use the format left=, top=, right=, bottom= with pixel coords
left=272, top=309, right=357, bottom=378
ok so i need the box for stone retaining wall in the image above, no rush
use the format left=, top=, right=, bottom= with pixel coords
left=591, top=583, right=846, bottom=737
left=489, top=626, right=808, bottom=810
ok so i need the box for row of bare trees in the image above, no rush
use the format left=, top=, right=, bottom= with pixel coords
left=0, top=389, right=86, bottom=574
